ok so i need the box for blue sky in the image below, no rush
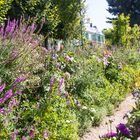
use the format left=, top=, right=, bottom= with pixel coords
left=85, top=0, right=113, bottom=31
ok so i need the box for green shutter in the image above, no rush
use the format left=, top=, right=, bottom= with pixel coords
left=91, top=33, right=96, bottom=41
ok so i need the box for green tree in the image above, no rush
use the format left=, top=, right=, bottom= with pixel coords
left=112, top=14, right=131, bottom=46
left=104, top=14, right=131, bottom=47
left=6, top=0, right=84, bottom=43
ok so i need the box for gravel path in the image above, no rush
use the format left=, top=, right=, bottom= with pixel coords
left=81, top=95, right=136, bottom=140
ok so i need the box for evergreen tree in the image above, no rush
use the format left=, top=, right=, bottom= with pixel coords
left=106, top=0, right=140, bottom=26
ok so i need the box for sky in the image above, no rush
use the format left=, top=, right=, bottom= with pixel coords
left=85, top=0, right=113, bottom=31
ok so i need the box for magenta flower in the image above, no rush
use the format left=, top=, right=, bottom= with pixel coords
left=0, top=83, right=6, bottom=92
left=0, top=107, right=5, bottom=114
left=4, top=89, right=13, bottom=100
left=117, top=123, right=131, bottom=137
left=0, top=89, right=13, bottom=103
left=0, top=97, right=5, bottom=104
left=5, top=20, right=16, bottom=35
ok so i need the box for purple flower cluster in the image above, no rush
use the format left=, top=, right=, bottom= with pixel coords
left=0, top=89, right=13, bottom=104
left=13, top=76, right=26, bottom=86
left=117, top=123, right=131, bottom=137
left=5, top=20, right=16, bottom=35
left=101, top=132, right=117, bottom=138
left=0, top=79, right=24, bottom=105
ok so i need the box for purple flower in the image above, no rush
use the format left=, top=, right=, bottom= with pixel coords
left=13, top=76, right=26, bottom=86
left=30, top=23, right=35, bottom=31
left=11, top=129, right=18, bottom=140
left=102, top=132, right=117, bottom=138
left=0, top=89, right=13, bottom=103
left=5, top=20, right=16, bottom=34
left=103, top=57, right=109, bottom=66
left=77, top=103, right=81, bottom=107
left=132, top=91, right=139, bottom=98
left=117, top=123, right=131, bottom=137
left=58, top=78, right=64, bottom=93
left=66, top=100, right=70, bottom=105
left=0, top=83, right=6, bottom=92
left=8, top=98, right=19, bottom=109
left=0, top=97, right=5, bottom=104
left=65, top=55, right=71, bottom=61
left=29, top=130, right=35, bottom=138
left=137, top=127, right=140, bottom=133
left=49, top=77, right=55, bottom=91
left=0, top=107, right=5, bottom=114
left=4, top=89, right=13, bottom=100
left=43, top=130, right=48, bottom=139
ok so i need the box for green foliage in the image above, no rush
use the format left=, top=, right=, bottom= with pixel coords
left=106, top=0, right=140, bottom=26
left=0, top=19, right=140, bottom=139
left=6, top=0, right=83, bottom=40
left=104, top=14, right=140, bottom=48
left=0, top=0, right=13, bottom=25
left=112, top=14, right=131, bottom=46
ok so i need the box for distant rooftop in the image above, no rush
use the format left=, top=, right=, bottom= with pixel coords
left=84, top=19, right=103, bottom=35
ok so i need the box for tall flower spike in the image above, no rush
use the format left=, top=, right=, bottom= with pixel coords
left=0, top=83, right=6, bottom=92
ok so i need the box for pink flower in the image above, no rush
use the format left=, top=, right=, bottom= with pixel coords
left=22, top=136, right=28, bottom=140
left=65, top=56, right=71, bottom=61
left=43, top=130, right=48, bottom=139
left=0, top=83, right=6, bottom=92
left=11, top=129, right=18, bottom=140
left=0, top=107, right=5, bottom=114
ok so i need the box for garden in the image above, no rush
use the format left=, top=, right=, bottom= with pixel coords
left=0, top=0, right=140, bottom=140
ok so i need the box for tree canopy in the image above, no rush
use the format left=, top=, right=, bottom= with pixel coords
left=106, top=0, right=140, bottom=26
left=2, top=0, right=84, bottom=41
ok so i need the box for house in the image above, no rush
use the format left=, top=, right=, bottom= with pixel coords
left=85, top=23, right=105, bottom=45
